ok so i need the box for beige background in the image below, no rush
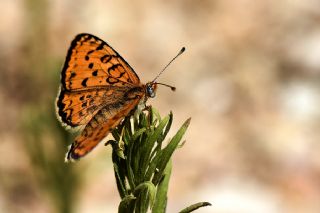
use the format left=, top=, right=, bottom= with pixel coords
left=1, top=0, right=320, bottom=212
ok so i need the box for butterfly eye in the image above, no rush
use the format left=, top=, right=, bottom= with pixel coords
left=146, top=84, right=156, bottom=98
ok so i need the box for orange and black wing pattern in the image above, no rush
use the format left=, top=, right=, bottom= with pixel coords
left=57, top=33, right=141, bottom=128
left=56, top=33, right=145, bottom=161
left=66, top=93, right=143, bottom=160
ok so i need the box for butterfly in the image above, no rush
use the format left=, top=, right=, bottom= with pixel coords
left=56, top=33, right=185, bottom=162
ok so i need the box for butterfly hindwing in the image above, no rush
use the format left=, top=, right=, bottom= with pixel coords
left=66, top=95, right=143, bottom=160
left=57, top=88, right=108, bottom=127
left=57, top=86, right=138, bottom=128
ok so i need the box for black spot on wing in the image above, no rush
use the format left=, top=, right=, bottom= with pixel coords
left=81, top=78, right=88, bottom=87
left=106, top=77, right=119, bottom=84
left=87, top=50, right=94, bottom=55
left=70, top=72, right=76, bottom=78
left=100, top=54, right=112, bottom=63
left=96, top=43, right=105, bottom=50
left=107, top=64, right=122, bottom=75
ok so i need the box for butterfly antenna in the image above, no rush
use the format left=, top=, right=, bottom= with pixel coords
left=152, top=47, right=186, bottom=83
left=155, top=82, right=176, bottom=91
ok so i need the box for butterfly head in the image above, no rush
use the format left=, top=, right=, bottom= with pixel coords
left=145, top=82, right=157, bottom=98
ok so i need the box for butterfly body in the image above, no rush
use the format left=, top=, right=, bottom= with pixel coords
left=56, top=33, right=158, bottom=161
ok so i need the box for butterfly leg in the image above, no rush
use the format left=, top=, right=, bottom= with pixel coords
left=142, top=104, right=152, bottom=112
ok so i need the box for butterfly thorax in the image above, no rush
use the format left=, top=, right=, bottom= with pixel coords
left=124, top=86, right=145, bottom=100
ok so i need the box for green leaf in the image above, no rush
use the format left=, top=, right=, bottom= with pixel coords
left=144, top=151, right=161, bottom=181
left=151, top=107, right=161, bottom=123
left=149, top=112, right=173, bottom=162
left=132, top=127, right=147, bottom=141
left=140, top=115, right=170, bottom=180
left=118, top=195, right=136, bottom=213
left=158, top=111, right=173, bottom=144
left=152, top=160, right=172, bottom=213
left=152, top=118, right=191, bottom=185
left=179, top=202, right=212, bottom=213
left=113, top=163, right=127, bottom=198
left=133, top=181, right=156, bottom=213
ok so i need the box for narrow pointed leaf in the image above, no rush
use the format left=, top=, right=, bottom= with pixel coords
left=140, top=115, right=170, bottom=180
left=152, top=160, right=172, bottom=213
left=153, top=118, right=191, bottom=184
left=179, top=202, right=212, bottom=213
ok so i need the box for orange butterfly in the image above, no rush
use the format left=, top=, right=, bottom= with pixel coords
left=56, top=33, right=184, bottom=161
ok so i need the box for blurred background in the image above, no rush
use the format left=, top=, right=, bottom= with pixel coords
left=1, top=0, right=320, bottom=212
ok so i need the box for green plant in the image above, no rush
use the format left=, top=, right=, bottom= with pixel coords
left=108, top=107, right=211, bottom=213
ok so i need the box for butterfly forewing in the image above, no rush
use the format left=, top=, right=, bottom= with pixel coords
left=61, top=33, right=140, bottom=91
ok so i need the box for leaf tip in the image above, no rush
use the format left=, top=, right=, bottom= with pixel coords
left=202, top=202, right=212, bottom=206
left=185, top=117, right=191, bottom=126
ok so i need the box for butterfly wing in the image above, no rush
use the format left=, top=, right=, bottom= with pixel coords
left=56, top=33, right=141, bottom=128
left=66, top=88, right=144, bottom=161
left=61, top=33, right=140, bottom=90
left=57, top=86, right=133, bottom=127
